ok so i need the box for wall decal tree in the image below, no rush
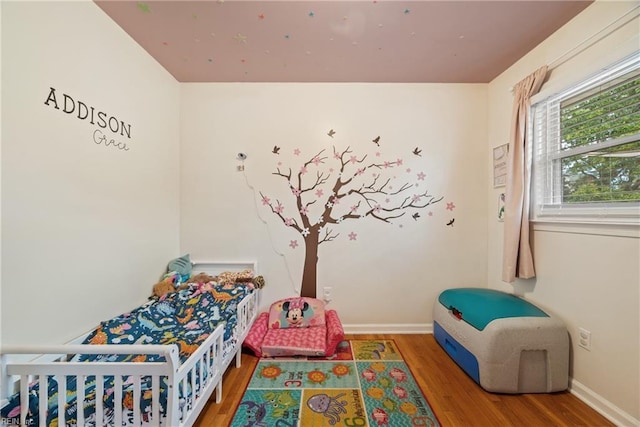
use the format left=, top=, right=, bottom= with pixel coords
left=260, top=143, right=444, bottom=298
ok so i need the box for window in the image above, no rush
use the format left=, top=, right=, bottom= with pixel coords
left=531, top=53, right=640, bottom=224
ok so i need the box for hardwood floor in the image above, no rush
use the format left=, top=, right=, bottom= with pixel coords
left=194, top=334, right=614, bottom=426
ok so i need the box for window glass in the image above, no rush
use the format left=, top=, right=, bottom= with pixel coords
left=531, top=53, right=640, bottom=224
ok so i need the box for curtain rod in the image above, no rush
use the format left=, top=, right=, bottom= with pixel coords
left=509, top=4, right=639, bottom=93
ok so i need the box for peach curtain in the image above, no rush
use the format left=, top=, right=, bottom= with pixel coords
left=502, top=66, right=548, bottom=283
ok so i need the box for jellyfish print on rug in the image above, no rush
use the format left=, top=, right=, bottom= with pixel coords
left=306, top=392, right=348, bottom=425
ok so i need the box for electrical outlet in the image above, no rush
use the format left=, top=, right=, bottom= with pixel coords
left=323, top=287, right=332, bottom=301
left=578, top=327, right=591, bottom=351
left=237, top=164, right=245, bottom=171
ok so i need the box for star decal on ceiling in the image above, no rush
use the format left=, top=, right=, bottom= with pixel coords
left=233, top=33, right=248, bottom=43
left=136, top=2, right=151, bottom=13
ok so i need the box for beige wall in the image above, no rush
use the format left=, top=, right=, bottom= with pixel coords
left=1, top=1, right=181, bottom=346
left=487, top=1, right=640, bottom=423
left=179, top=83, right=489, bottom=329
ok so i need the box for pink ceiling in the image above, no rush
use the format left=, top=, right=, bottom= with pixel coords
left=95, top=0, right=592, bottom=83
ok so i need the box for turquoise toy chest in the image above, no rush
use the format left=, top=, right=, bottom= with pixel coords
left=433, top=288, right=569, bottom=393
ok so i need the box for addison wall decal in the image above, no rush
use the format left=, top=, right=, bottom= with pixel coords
left=43, top=87, right=133, bottom=151
left=260, top=133, right=444, bottom=298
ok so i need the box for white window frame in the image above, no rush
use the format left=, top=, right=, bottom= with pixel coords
left=530, top=52, right=640, bottom=226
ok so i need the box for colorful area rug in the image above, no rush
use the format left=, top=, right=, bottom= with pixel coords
left=230, top=340, right=440, bottom=426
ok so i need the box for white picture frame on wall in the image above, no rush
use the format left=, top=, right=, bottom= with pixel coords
left=493, top=143, right=509, bottom=188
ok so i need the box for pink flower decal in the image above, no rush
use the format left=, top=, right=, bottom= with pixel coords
left=348, top=232, right=357, bottom=240
left=261, top=195, right=271, bottom=205
left=289, top=240, right=299, bottom=249
left=417, top=172, right=426, bottom=180
left=446, top=202, right=456, bottom=211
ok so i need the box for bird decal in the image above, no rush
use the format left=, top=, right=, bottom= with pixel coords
left=447, top=218, right=455, bottom=227
left=412, top=212, right=420, bottom=220
left=272, top=145, right=280, bottom=154
left=412, top=147, right=422, bottom=156
left=373, top=136, right=380, bottom=146
left=327, top=129, right=336, bottom=138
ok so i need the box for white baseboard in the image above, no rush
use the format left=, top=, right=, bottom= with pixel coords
left=570, top=379, right=639, bottom=427
left=343, top=323, right=432, bottom=334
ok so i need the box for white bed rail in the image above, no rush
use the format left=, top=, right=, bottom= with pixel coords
left=236, top=287, right=259, bottom=361
left=173, top=324, right=224, bottom=427
left=0, top=344, right=180, bottom=427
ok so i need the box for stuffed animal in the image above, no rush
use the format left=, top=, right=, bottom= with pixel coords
left=252, top=275, right=265, bottom=289
left=152, top=277, right=176, bottom=298
left=187, top=272, right=217, bottom=285
left=167, top=254, right=192, bottom=277
left=217, top=269, right=254, bottom=285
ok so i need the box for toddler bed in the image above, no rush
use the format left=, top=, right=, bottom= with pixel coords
left=0, top=261, right=260, bottom=427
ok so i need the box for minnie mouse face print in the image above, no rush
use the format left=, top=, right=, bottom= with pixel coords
left=282, top=299, right=309, bottom=326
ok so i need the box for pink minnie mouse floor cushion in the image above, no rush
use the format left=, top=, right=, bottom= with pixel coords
left=244, top=297, right=344, bottom=357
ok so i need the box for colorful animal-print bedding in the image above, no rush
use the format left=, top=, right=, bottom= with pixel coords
left=0, top=282, right=254, bottom=426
